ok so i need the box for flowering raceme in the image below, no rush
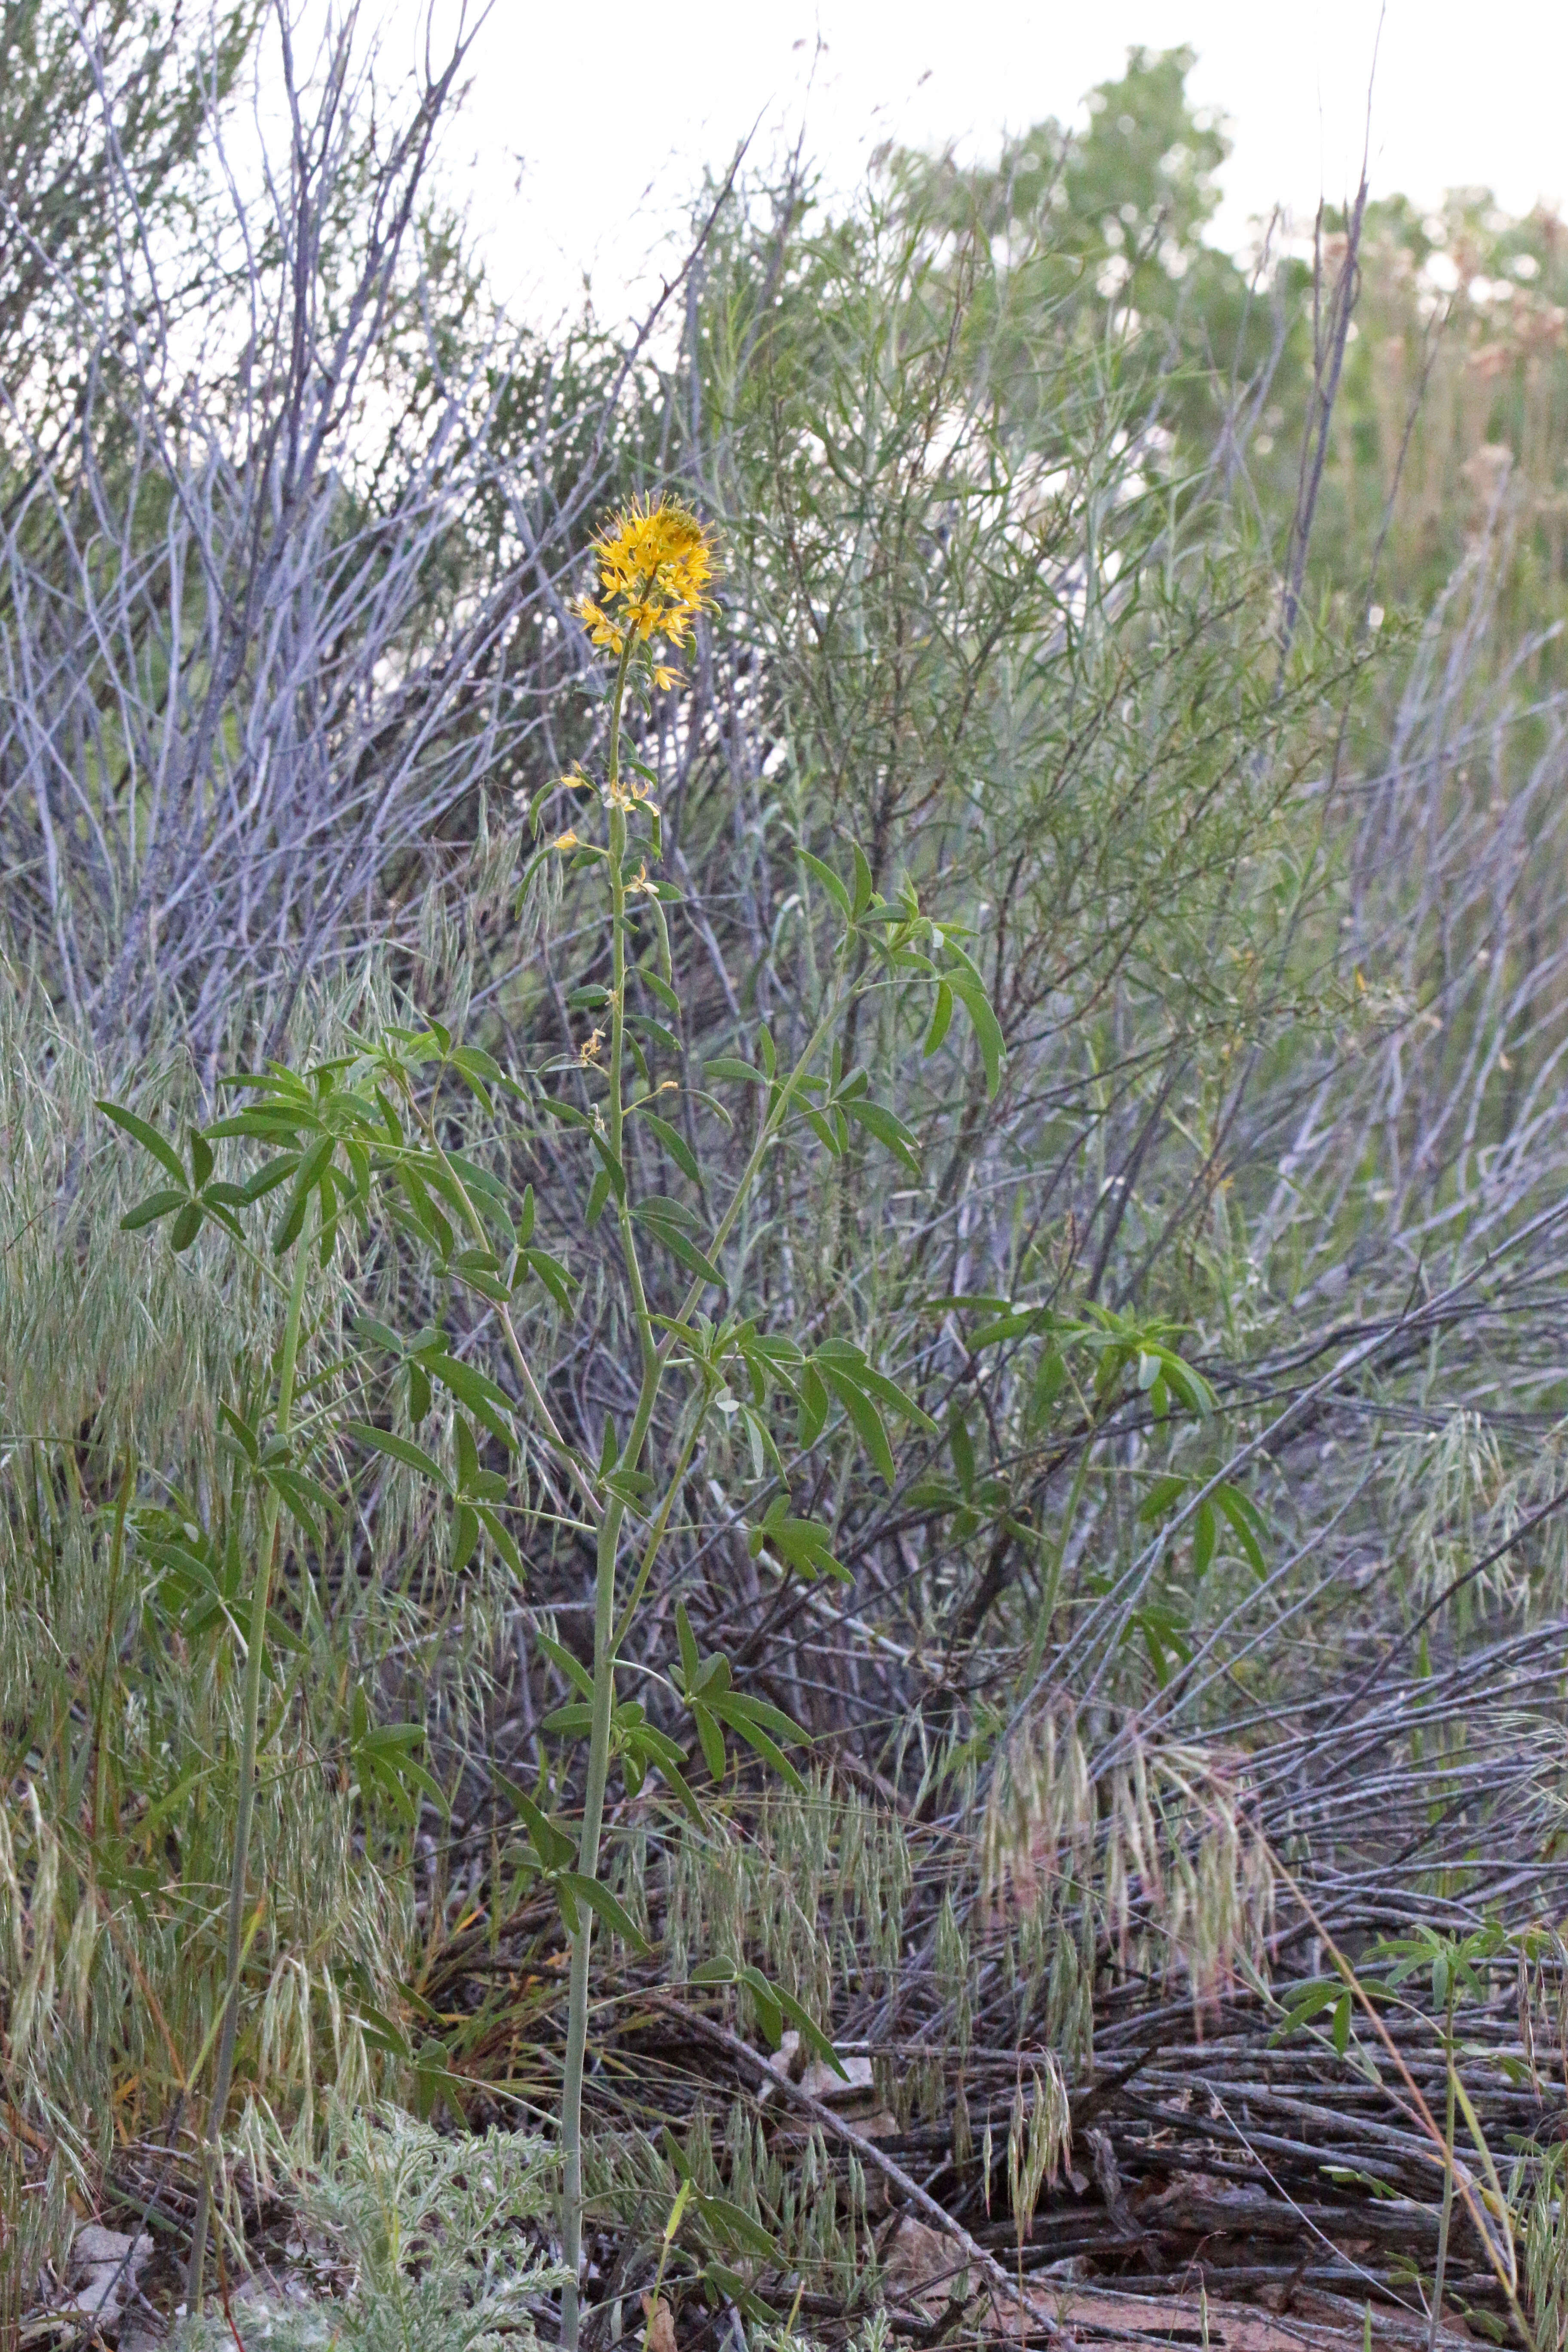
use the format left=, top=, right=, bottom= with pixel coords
left=576, top=496, right=718, bottom=678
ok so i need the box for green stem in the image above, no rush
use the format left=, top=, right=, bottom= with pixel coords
left=1429, top=1991, right=1457, bottom=2352
left=609, top=1398, right=709, bottom=1661
left=559, top=637, right=854, bottom=2348
left=558, top=1488, right=623, bottom=2352
left=1020, top=1446, right=1093, bottom=1695
left=560, top=634, right=641, bottom=2352
left=408, top=1090, right=601, bottom=1520
left=186, top=1232, right=311, bottom=2312
left=90, top=1458, right=135, bottom=1850
left=557, top=1004, right=850, bottom=2346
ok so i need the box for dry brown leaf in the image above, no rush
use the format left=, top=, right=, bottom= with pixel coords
left=640, top=2292, right=677, bottom=2352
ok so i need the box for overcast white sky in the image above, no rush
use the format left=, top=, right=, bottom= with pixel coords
left=355, top=0, right=1568, bottom=321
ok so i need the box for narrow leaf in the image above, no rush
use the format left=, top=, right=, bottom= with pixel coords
left=120, top=1188, right=188, bottom=1232
left=923, top=980, right=954, bottom=1057
left=535, top=1630, right=594, bottom=1701
left=558, top=1872, right=651, bottom=1954
left=818, top=1362, right=895, bottom=1484
left=347, top=1422, right=451, bottom=1491
left=799, top=850, right=851, bottom=920
left=98, top=1100, right=188, bottom=1187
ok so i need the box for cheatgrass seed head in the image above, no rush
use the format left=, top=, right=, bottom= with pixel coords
left=576, top=495, right=719, bottom=670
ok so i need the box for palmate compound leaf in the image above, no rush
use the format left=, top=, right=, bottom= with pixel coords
left=116, top=1173, right=247, bottom=1246
left=706, top=1691, right=808, bottom=1793
left=672, top=1601, right=810, bottom=1791
left=747, top=1506, right=848, bottom=1583
left=350, top=1419, right=517, bottom=1576
left=496, top=1775, right=650, bottom=1951
left=532, top=1659, right=708, bottom=1821
left=1274, top=1981, right=1346, bottom=2047
left=808, top=1341, right=934, bottom=1487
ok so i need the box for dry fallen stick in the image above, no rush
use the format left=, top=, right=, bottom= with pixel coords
left=662, top=1998, right=1098, bottom=2345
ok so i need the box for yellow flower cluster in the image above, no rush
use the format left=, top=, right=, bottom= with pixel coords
left=576, top=496, right=718, bottom=675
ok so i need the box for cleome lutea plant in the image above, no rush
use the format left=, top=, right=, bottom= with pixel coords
left=102, top=499, right=1001, bottom=2345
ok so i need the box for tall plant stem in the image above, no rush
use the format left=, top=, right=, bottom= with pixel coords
left=1429, top=1988, right=1458, bottom=2352
left=405, top=1090, right=601, bottom=1522
left=558, top=1483, right=627, bottom=2352
left=558, top=637, right=850, bottom=2348
left=187, top=1233, right=312, bottom=2312
left=561, top=640, right=647, bottom=2352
